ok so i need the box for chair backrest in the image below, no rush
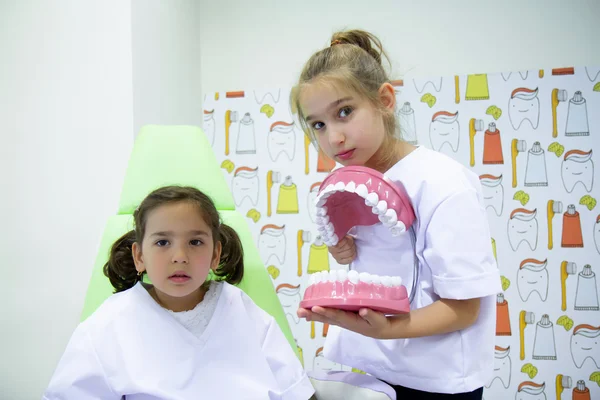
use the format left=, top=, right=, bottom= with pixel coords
left=79, top=125, right=297, bottom=354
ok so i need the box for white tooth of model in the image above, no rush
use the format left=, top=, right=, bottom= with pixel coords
left=325, top=184, right=335, bottom=193
left=382, top=276, right=393, bottom=287
left=374, top=200, right=387, bottom=215
left=359, top=272, right=372, bottom=283
left=334, top=181, right=346, bottom=192
left=391, top=276, right=402, bottom=287
left=328, top=270, right=337, bottom=282
left=316, top=206, right=328, bottom=217
left=365, top=192, right=379, bottom=207
left=316, top=197, right=327, bottom=207
left=390, top=221, right=406, bottom=236
left=384, top=210, right=398, bottom=225
left=330, top=234, right=339, bottom=245
left=326, top=223, right=335, bottom=234
left=348, top=270, right=360, bottom=284
left=316, top=215, right=329, bottom=225
left=345, top=181, right=356, bottom=192
left=309, top=273, right=316, bottom=285
left=337, top=269, right=348, bottom=282
left=356, top=184, right=369, bottom=198
left=321, top=271, right=329, bottom=282
left=371, top=274, right=382, bottom=285
left=322, top=191, right=332, bottom=199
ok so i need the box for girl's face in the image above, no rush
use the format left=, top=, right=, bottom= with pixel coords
left=132, top=201, right=220, bottom=310
left=299, top=82, right=395, bottom=169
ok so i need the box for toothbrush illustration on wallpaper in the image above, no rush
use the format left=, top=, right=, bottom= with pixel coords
left=519, top=310, right=535, bottom=360
left=266, top=170, right=281, bottom=217
left=304, top=135, right=311, bottom=175
left=296, top=229, right=311, bottom=277
left=224, top=110, right=238, bottom=156
left=595, top=215, right=600, bottom=255
left=468, top=118, right=484, bottom=167
left=555, top=374, right=573, bottom=400
left=547, top=200, right=563, bottom=250
left=560, top=261, right=577, bottom=311
left=511, top=139, right=527, bottom=188
left=551, top=88, right=568, bottom=138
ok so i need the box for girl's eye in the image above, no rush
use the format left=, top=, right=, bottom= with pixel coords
left=190, top=239, right=203, bottom=246
left=156, top=240, right=169, bottom=247
left=339, top=106, right=352, bottom=118
left=312, top=121, right=325, bottom=131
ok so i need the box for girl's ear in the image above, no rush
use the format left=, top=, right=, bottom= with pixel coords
left=132, top=242, right=146, bottom=274
left=378, top=82, right=396, bottom=112
left=211, top=241, right=222, bottom=271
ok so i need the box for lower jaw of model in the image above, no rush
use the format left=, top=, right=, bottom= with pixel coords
left=313, top=166, right=415, bottom=246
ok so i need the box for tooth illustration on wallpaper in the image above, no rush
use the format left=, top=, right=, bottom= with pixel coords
left=511, top=139, right=527, bottom=188
left=313, top=347, right=344, bottom=371
left=480, top=174, right=504, bottom=216
left=203, top=109, right=216, bottom=146
left=560, top=261, right=577, bottom=311
left=580, top=195, right=597, bottom=211
left=562, top=204, right=584, bottom=248
left=232, top=166, right=259, bottom=207
left=574, top=264, right=599, bottom=311
left=235, top=112, right=256, bottom=154
left=429, top=111, right=460, bottom=153
left=420, top=93, right=437, bottom=108
left=224, top=110, right=238, bottom=156
left=485, top=345, right=512, bottom=389
left=469, top=118, right=485, bottom=166
left=551, top=88, right=568, bottom=138
left=253, top=89, right=281, bottom=104
left=519, top=310, right=535, bottom=360
left=266, top=170, right=281, bottom=217
left=594, top=215, right=600, bottom=255
left=585, top=66, right=600, bottom=82
left=465, top=74, right=490, bottom=100
left=501, top=71, right=529, bottom=81
left=565, top=91, right=590, bottom=136
left=275, top=283, right=301, bottom=325
left=561, top=149, right=595, bottom=192
left=297, top=230, right=311, bottom=277
left=555, top=374, right=573, bottom=400
left=509, top=87, right=540, bottom=130
left=454, top=76, right=460, bottom=104
left=570, top=324, right=600, bottom=369
left=524, top=142, right=548, bottom=187
left=307, top=182, right=321, bottom=223
left=496, top=293, right=512, bottom=336
left=412, top=77, right=443, bottom=93
left=276, top=175, right=299, bottom=214
left=517, top=258, right=549, bottom=302
left=268, top=121, right=296, bottom=162
left=508, top=208, right=538, bottom=251
left=397, top=102, right=418, bottom=144
left=307, top=236, right=330, bottom=275
left=258, top=224, right=286, bottom=265
left=532, top=314, right=557, bottom=360
left=515, top=381, right=546, bottom=400
left=547, top=200, right=563, bottom=250
left=483, top=123, right=504, bottom=165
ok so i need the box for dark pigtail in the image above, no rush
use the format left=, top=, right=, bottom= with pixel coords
left=213, top=223, right=244, bottom=285
left=103, top=230, right=140, bottom=293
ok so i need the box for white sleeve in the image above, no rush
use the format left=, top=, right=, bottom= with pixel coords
left=43, top=327, right=118, bottom=400
left=422, top=188, right=502, bottom=299
left=241, top=296, right=315, bottom=400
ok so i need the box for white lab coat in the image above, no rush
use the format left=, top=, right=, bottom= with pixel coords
left=43, top=282, right=314, bottom=400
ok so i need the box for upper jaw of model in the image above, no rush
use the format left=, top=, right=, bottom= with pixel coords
left=570, top=324, right=600, bottom=368
left=509, top=87, right=540, bottom=130
left=561, top=149, right=594, bottom=193
left=313, top=166, right=416, bottom=246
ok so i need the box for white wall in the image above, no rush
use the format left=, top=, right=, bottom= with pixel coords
left=2, top=0, right=600, bottom=399
left=131, top=0, right=202, bottom=136
left=198, top=0, right=600, bottom=93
